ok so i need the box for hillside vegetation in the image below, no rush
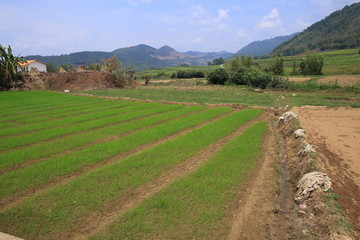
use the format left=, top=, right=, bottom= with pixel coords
left=234, top=33, right=297, bottom=57
left=273, top=2, right=360, bottom=55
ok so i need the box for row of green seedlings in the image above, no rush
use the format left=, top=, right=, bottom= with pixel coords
left=0, top=95, right=134, bottom=122
left=0, top=108, right=262, bottom=240
left=0, top=100, right=144, bottom=135
left=92, top=122, right=268, bottom=240
left=0, top=102, right=171, bottom=151
left=0, top=92, right=106, bottom=116
left=0, top=107, right=238, bottom=200
left=0, top=105, right=204, bottom=172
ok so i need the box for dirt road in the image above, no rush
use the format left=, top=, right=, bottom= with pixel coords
left=293, top=106, right=360, bottom=235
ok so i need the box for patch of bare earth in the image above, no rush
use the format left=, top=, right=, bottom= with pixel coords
left=294, top=106, right=360, bottom=237
left=288, top=77, right=312, bottom=82
left=318, top=75, right=360, bottom=86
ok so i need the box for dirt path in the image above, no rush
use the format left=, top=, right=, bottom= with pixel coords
left=61, top=112, right=268, bottom=240
left=293, top=106, right=360, bottom=235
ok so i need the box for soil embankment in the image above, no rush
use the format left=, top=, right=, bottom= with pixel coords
left=294, top=106, right=360, bottom=236
left=20, top=72, right=117, bottom=91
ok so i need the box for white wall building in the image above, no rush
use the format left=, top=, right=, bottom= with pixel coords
left=18, top=60, right=47, bottom=73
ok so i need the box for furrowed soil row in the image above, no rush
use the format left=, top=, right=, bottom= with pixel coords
left=88, top=121, right=268, bottom=240
left=0, top=102, right=154, bottom=137
left=0, top=109, right=262, bottom=240
left=0, top=104, right=178, bottom=156
left=0, top=106, right=206, bottom=174
left=68, top=111, right=266, bottom=240
left=0, top=103, right=166, bottom=151
left=0, top=97, right=105, bottom=118
left=0, top=107, right=233, bottom=210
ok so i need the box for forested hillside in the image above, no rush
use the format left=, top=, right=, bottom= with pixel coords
left=273, top=2, right=360, bottom=55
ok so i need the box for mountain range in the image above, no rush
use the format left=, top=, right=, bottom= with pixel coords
left=26, top=2, right=360, bottom=70
left=26, top=45, right=233, bottom=71
left=234, top=33, right=298, bottom=57
left=273, top=2, right=360, bottom=55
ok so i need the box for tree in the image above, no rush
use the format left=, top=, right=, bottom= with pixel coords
left=206, top=68, right=228, bottom=85
left=0, top=45, right=25, bottom=89
left=299, top=54, right=324, bottom=75
left=209, top=57, right=225, bottom=65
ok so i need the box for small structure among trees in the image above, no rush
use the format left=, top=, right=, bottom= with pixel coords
left=18, top=60, right=47, bottom=73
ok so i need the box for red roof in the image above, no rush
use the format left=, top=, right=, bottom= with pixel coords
left=19, top=60, right=45, bottom=66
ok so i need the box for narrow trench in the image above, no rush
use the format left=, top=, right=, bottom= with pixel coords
left=278, top=136, right=291, bottom=213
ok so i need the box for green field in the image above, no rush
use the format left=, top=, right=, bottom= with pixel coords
left=0, top=91, right=267, bottom=239
left=135, top=48, right=360, bottom=79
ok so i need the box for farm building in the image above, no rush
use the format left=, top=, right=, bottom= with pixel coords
left=18, top=60, right=47, bottom=73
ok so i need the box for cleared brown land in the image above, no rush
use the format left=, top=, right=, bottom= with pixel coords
left=294, top=106, right=360, bottom=236
left=318, top=75, right=360, bottom=86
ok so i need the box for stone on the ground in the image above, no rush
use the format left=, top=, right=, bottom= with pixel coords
left=295, top=172, right=332, bottom=202
left=64, top=89, right=70, bottom=93
left=277, top=111, right=298, bottom=123
left=297, top=144, right=316, bottom=156
left=294, top=129, right=307, bottom=139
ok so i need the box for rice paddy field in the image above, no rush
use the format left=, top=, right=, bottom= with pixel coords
left=0, top=91, right=268, bottom=240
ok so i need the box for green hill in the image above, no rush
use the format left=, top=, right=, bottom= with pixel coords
left=273, top=2, right=360, bottom=56
left=26, top=45, right=233, bottom=71
left=234, top=33, right=297, bottom=57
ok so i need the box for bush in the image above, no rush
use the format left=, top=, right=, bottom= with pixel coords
left=206, top=68, right=228, bottom=85
left=175, top=70, right=205, bottom=79
left=300, top=54, right=324, bottom=75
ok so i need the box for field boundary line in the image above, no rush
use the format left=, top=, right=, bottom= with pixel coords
left=226, top=121, right=276, bottom=239
left=0, top=108, right=235, bottom=211
left=0, top=107, right=206, bottom=175
left=63, top=112, right=268, bottom=240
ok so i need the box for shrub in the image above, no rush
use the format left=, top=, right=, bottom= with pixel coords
left=206, top=68, right=228, bottom=85
left=300, top=54, right=324, bottom=75
left=175, top=70, right=205, bottom=79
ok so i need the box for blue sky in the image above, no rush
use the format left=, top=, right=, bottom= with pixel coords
left=0, top=0, right=358, bottom=56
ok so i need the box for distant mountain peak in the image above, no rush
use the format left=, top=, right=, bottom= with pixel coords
left=234, top=33, right=298, bottom=57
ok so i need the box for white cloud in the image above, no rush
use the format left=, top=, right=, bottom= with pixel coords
left=189, top=6, right=230, bottom=32
left=256, top=8, right=282, bottom=29
left=127, top=0, right=152, bottom=7
left=232, top=5, right=244, bottom=12
left=193, top=38, right=204, bottom=43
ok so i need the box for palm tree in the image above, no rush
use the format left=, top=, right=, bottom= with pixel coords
left=0, top=45, right=25, bottom=89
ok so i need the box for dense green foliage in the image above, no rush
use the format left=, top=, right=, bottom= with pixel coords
left=299, top=55, right=324, bottom=75
left=273, top=3, right=360, bottom=55
left=208, top=57, right=225, bottom=65
left=0, top=45, right=25, bottom=89
left=207, top=56, right=287, bottom=89
left=171, top=70, right=205, bottom=79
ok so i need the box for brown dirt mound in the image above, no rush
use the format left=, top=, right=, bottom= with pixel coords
left=20, top=72, right=118, bottom=91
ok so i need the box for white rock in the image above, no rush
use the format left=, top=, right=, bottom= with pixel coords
left=297, top=144, right=316, bottom=156
left=278, top=111, right=298, bottom=123
left=64, top=89, right=70, bottom=93
left=295, top=172, right=332, bottom=202
left=294, top=129, right=307, bottom=139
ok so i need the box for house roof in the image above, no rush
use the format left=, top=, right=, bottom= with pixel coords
left=19, top=60, right=46, bottom=66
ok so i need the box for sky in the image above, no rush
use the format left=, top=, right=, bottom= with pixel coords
left=0, top=0, right=358, bottom=56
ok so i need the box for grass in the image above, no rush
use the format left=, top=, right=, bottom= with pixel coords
left=0, top=107, right=235, bottom=198
left=0, top=101, right=142, bottom=136
left=0, top=102, right=167, bottom=150
left=83, top=85, right=360, bottom=108
left=0, top=105, right=205, bottom=171
left=0, top=109, right=262, bottom=239
left=91, top=122, right=268, bottom=240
